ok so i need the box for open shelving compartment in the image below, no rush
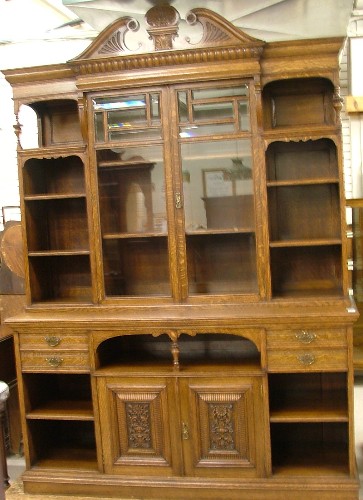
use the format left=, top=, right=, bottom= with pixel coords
left=269, top=372, right=349, bottom=476
left=23, top=373, right=97, bottom=471
left=264, top=122, right=343, bottom=299
left=21, top=154, right=93, bottom=304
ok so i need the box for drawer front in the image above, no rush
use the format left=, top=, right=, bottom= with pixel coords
left=20, top=351, right=90, bottom=372
left=19, top=333, right=89, bottom=350
left=266, top=328, right=347, bottom=349
left=267, top=349, right=347, bottom=372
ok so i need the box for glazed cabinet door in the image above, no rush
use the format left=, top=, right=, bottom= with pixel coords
left=97, top=376, right=182, bottom=476
left=179, top=376, right=266, bottom=478
left=89, top=80, right=260, bottom=303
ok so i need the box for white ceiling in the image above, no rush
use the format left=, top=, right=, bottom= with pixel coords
left=0, top=0, right=360, bottom=70
left=0, top=0, right=357, bottom=46
left=63, top=0, right=356, bottom=42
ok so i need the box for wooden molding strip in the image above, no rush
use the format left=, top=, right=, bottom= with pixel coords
left=346, top=96, right=363, bottom=113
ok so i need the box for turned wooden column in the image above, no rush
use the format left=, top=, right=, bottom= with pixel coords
left=0, top=381, right=10, bottom=499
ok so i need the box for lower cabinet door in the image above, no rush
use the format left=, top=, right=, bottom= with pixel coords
left=97, top=376, right=182, bottom=476
left=179, top=376, right=266, bottom=478
left=97, top=374, right=266, bottom=479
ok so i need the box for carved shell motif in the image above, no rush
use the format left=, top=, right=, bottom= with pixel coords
left=145, top=4, right=180, bottom=51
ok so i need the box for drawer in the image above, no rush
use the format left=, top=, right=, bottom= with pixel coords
left=19, top=333, right=89, bottom=350
left=267, top=348, right=347, bottom=372
left=20, top=351, right=90, bottom=372
left=266, top=328, right=347, bottom=349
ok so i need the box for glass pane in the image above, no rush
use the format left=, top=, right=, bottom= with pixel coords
left=239, top=102, right=250, bottom=131
left=193, top=102, right=233, bottom=121
left=93, top=95, right=146, bottom=110
left=98, top=144, right=169, bottom=298
left=151, top=94, right=160, bottom=122
left=109, top=128, right=162, bottom=142
left=103, top=238, right=170, bottom=297
left=181, top=139, right=256, bottom=296
left=180, top=123, right=235, bottom=138
left=178, top=91, right=188, bottom=122
left=98, top=145, right=167, bottom=235
left=93, top=94, right=161, bottom=143
left=181, top=139, right=254, bottom=232
left=187, top=233, right=258, bottom=295
left=94, top=112, right=104, bottom=142
left=107, top=107, right=146, bottom=128
left=192, top=86, right=248, bottom=99
left=178, top=84, right=250, bottom=136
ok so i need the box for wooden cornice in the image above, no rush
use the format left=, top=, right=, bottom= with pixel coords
left=69, top=6, right=265, bottom=77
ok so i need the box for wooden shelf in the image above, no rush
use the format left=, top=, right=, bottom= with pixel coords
left=270, top=238, right=342, bottom=248
left=267, top=178, right=339, bottom=187
left=24, top=193, right=86, bottom=201
left=32, top=447, right=98, bottom=471
left=26, top=400, right=94, bottom=420
left=28, top=250, right=90, bottom=257
left=270, top=403, right=348, bottom=422
left=103, top=232, right=167, bottom=239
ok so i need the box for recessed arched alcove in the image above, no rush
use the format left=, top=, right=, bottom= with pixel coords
left=262, top=77, right=336, bottom=129
left=19, top=99, right=82, bottom=148
left=95, top=332, right=261, bottom=370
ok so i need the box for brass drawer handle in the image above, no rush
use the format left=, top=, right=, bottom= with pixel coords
left=45, top=336, right=61, bottom=347
left=46, top=357, right=63, bottom=367
left=295, top=331, right=316, bottom=344
left=297, top=354, right=316, bottom=366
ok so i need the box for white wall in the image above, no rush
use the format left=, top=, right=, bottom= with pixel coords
left=0, top=72, right=19, bottom=228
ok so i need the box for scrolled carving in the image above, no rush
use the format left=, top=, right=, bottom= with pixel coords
left=184, top=8, right=265, bottom=55
left=98, top=18, right=141, bottom=55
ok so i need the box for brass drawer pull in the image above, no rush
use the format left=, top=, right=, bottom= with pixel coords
left=45, top=336, right=61, bottom=347
left=46, top=357, right=63, bottom=367
left=295, top=331, right=316, bottom=344
left=297, top=353, right=316, bottom=366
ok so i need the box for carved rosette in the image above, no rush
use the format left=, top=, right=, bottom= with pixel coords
left=145, top=4, right=180, bottom=51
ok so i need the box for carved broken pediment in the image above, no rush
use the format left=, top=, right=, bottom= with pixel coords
left=70, top=5, right=264, bottom=74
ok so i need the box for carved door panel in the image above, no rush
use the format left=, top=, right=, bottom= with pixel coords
left=179, top=376, right=265, bottom=478
left=97, top=376, right=182, bottom=476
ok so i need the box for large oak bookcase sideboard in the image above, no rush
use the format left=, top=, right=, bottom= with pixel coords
left=3, top=5, right=360, bottom=500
